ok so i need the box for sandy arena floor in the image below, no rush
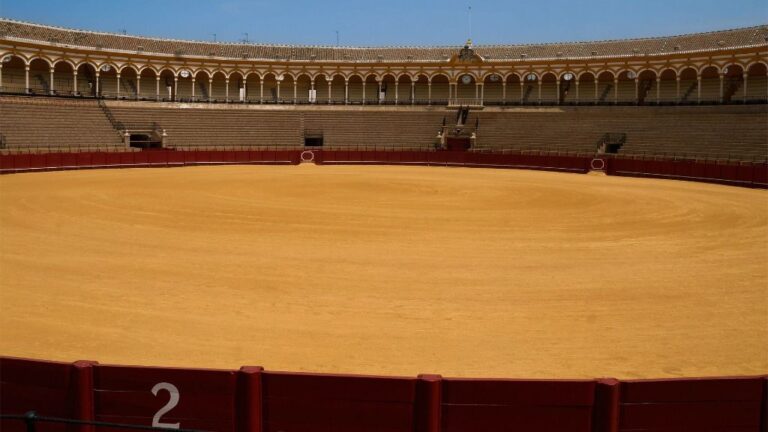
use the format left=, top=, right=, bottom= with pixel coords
left=0, top=165, right=766, bottom=379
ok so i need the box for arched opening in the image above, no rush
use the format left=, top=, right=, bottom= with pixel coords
left=539, top=72, right=557, bottom=105
left=138, top=68, right=158, bottom=100
left=159, top=69, right=176, bottom=101
left=596, top=71, right=614, bottom=104
left=175, top=69, right=194, bottom=101
left=455, top=73, right=476, bottom=102
left=119, top=66, right=139, bottom=99
left=194, top=71, right=211, bottom=101
left=228, top=71, right=245, bottom=102
left=347, top=75, right=364, bottom=103
left=294, top=74, right=311, bottom=103
left=722, top=64, right=744, bottom=103
left=483, top=73, right=503, bottom=105
left=699, top=66, right=720, bottom=103
left=746, top=63, right=767, bottom=103
left=1, top=55, right=27, bottom=93
left=505, top=74, right=521, bottom=105
left=363, top=74, right=378, bottom=104
left=76, top=63, right=98, bottom=97
left=28, top=58, right=51, bottom=95
left=243, top=73, right=259, bottom=102
left=396, top=75, right=413, bottom=104
left=413, top=74, right=429, bottom=104
left=637, top=70, right=657, bottom=105
left=430, top=74, right=450, bottom=105
left=559, top=72, right=576, bottom=104
left=615, top=70, right=636, bottom=104
left=52, top=61, right=75, bottom=96
left=380, top=74, right=396, bottom=103
left=278, top=74, right=295, bottom=103
left=577, top=72, right=596, bottom=105
left=658, top=69, right=677, bottom=104
left=330, top=75, right=345, bottom=104
left=522, top=72, right=538, bottom=104
left=314, top=75, right=329, bottom=103
left=97, top=63, right=118, bottom=98
left=679, top=67, right=698, bottom=103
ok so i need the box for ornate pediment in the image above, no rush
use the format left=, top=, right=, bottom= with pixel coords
left=450, top=40, right=484, bottom=64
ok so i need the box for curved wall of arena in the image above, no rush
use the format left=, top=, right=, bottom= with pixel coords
left=1, top=19, right=767, bottom=105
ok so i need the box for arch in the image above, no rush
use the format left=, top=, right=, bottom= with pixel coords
left=396, top=74, right=413, bottom=103
left=228, top=70, right=245, bottom=102
left=27, top=55, right=53, bottom=68
left=595, top=71, right=615, bottom=104
left=347, top=74, right=364, bottom=103
left=294, top=73, right=311, bottom=103
left=379, top=73, right=397, bottom=103
left=637, top=69, right=658, bottom=104
left=314, top=74, right=329, bottom=103
left=745, top=62, right=767, bottom=102
left=483, top=72, right=504, bottom=104
left=413, top=74, right=430, bottom=103
left=1, top=54, right=27, bottom=93
left=656, top=68, right=677, bottom=103
left=540, top=72, right=558, bottom=104
left=430, top=74, right=450, bottom=104
left=52, top=58, right=77, bottom=69
left=27, top=58, right=51, bottom=94
left=699, top=65, right=720, bottom=103
left=75, top=62, right=98, bottom=96
left=137, top=67, right=158, bottom=100
left=51, top=60, right=75, bottom=95
left=455, top=72, right=476, bottom=101
left=158, top=69, right=176, bottom=101
left=576, top=71, right=596, bottom=104
left=118, top=65, right=139, bottom=99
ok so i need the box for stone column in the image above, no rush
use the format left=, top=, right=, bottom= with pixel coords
left=676, top=77, right=681, bottom=103
left=719, top=73, right=724, bottom=103
left=327, top=80, right=332, bottom=104
left=411, top=81, right=415, bottom=104
left=49, top=67, right=55, bottom=95
left=136, top=75, right=141, bottom=99
left=191, top=78, right=196, bottom=100
left=73, top=70, right=78, bottom=93
left=594, top=79, right=598, bottom=103
left=502, top=81, right=506, bottom=104
left=613, top=78, right=618, bottom=104
left=260, top=80, right=264, bottom=103
left=742, top=73, right=748, bottom=102
left=293, top=80, right=297, bottom=104
left=427, top=81, right=432, bottom=105
left=634, top=78, right=639, bottom=104
left=276, top=79, right=281, bottom=102
left=656, top=78, right=661, bottom=103
left=479, top=83, right=484, bottom=106
left=174, top=76, right=178, bottom=101
left=556, top=80, right=561, bottom=105
left=537, top=80, right=542, bottom=105
left=225, top=79, right=230, bottom=102
left=24, top=65, right=29, bottom=92
left=156, top=76, right=161, bottom=101
left=309, top=80, right=314, bottom=104
left=117, top=73, right=121, bottom=98
left=575, top=80, right=580, bottom=104
left=95, top=71, right=100, bottom=97
left=208, top=79, right=213, bottom=102
left=378, top=80, right=382, bottom=104
left=362, top=81, right=366, bottom=105
left=394, top=81, right=399, bottom=105
left=697, top=74, right=702, bottom=103
left=345, top=79, right=349, bottom=104
left=520, top=81, right=524, bottom=104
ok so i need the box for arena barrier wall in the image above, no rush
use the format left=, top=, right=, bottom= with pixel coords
left=1, top=150, right=766, bottom=188
left=603, top=156, right=768, bottom=189
left=2, top=357, right=766, bottom=432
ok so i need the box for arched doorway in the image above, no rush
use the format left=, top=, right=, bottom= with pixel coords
left=577, top=72, right=596, bottom=104
left=28, top=58, right=51, bottom=95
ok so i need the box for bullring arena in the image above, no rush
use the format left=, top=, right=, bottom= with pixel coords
left=1, top=16, right=768, bottom=432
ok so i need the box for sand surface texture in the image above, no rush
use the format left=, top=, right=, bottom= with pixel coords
left=1, top=165, right=766, bottom=378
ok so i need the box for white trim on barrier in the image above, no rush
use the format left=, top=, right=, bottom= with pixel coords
left=590, top=158, right=606, bottom=171
left=300, top=150, right=315, bottom=163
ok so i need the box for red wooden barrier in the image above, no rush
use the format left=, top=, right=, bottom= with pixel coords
left=92, top=364, right=238, bottom=432
left=440, top=379, right=596, bottom=432
left=262, top=371, right=417, bottom=432
left=0, top=357, right=96, bottom=432
left=618, top=377, right=765, bottom=432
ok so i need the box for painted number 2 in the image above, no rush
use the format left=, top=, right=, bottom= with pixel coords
left=151, top=382, right=180, bottom=429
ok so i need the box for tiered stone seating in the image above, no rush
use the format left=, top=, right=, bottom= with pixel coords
left=303, top=110, right=445, bottom=149
left=107, top=103, right=303, bottom=148
left=0, top=95, right=124, bottom=150
left=476, top=105, right=767, bottom=160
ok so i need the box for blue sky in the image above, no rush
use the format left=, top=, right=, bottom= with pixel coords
left=1, top=0, right=766, bottom=46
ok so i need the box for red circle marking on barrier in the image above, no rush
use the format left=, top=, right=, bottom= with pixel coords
left=590, top=158, right=606, bottom=171
left=300, top=150, right=315, bottom=163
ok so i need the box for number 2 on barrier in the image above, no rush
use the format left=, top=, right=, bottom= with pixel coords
left=151, top=382, right=181, bottom=429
